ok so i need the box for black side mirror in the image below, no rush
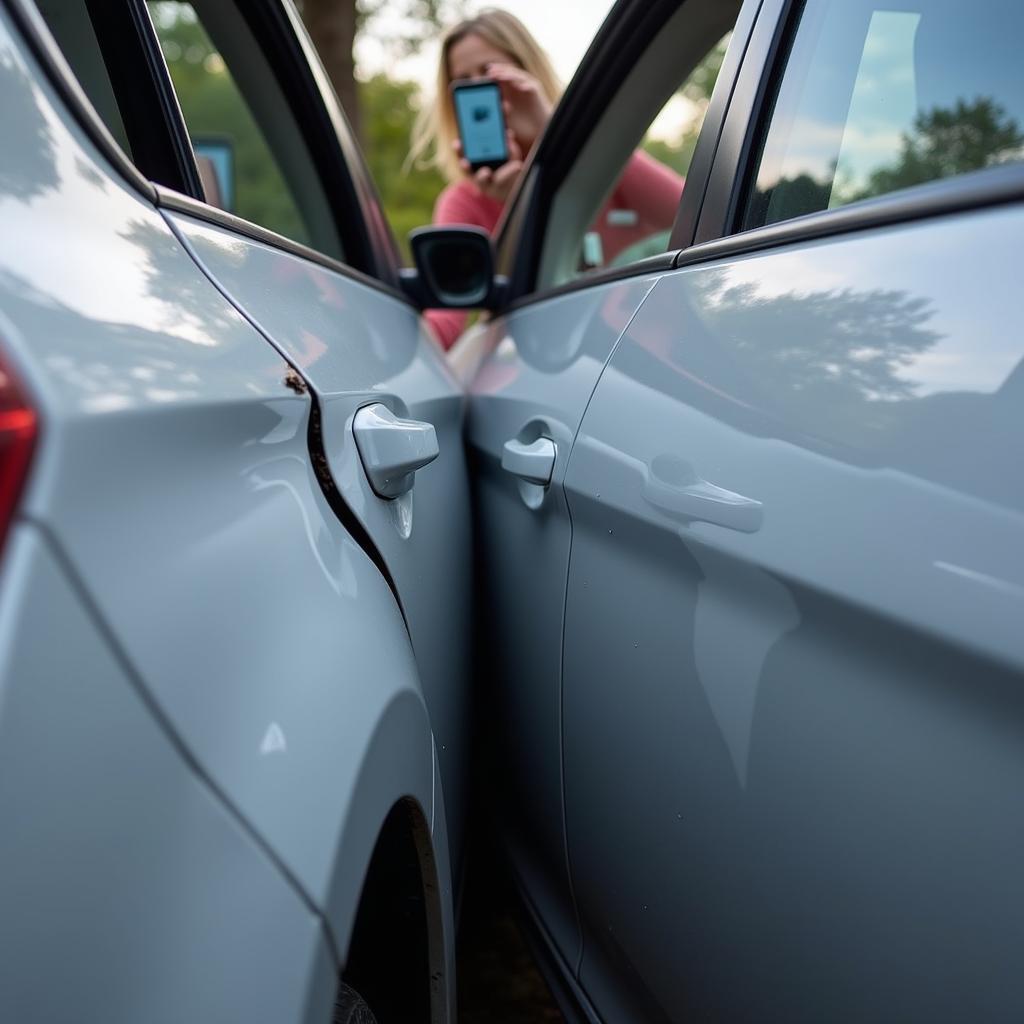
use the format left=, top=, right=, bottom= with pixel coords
left=401, top=226, right=505, bottom=310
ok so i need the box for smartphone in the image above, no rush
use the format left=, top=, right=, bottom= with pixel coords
left=451, top=78, right=509, bottom=171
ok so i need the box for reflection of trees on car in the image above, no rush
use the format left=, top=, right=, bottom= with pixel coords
left=851, top=97, right=1024, bottom=201
left=0, top=56, right=59, bottom=201
left=628, top=271, right=943, bottom=455
left=755, top=97, right=1024, bottom=223
left=697, top=276, right=941, bottom=409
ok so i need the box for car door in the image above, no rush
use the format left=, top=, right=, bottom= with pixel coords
left=5, top=0, right=465, bottom=1017
left=555, top=0, right=1024, bottom=1020
left=465, top=0, right=754, bottom=984
left=17, top=0, right=470, bottom=991
left=135, top=0, right=474, bottom=858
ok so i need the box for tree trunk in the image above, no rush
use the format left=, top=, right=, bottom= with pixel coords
left=302, top=0, right=361, bottom=141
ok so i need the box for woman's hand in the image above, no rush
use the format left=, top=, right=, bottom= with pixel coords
left=455, top=131, right=525, bottom=205
left=486, top=61, right=553, bottom=149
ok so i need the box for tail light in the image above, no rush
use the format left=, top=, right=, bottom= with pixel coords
left=0, top=352, right=37, bottom=553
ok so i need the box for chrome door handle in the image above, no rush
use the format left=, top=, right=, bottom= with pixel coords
left=502, top=437, right=556, bottom=486
left=644, top=458, right=762, bottom=533
left=353, top=403, right=439, bottom=499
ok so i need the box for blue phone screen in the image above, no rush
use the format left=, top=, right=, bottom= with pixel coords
left=454, top=84, right=508, bottom=165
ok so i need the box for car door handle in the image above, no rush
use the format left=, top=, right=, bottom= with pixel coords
left=643, top=458, right=762, bottom=533
left=502, top=437, right=556, bottom=486
left=353, top=403, right=439, bottom=499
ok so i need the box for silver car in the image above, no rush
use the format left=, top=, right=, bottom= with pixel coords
left=0, top=0, right=469, bottom=1021
left=434, top=0, right=1024, bottom=1020
left=2, top=0, right=1023, bottom=1021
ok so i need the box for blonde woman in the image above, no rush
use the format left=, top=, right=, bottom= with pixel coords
left=413, top=9, right=685, bottom=349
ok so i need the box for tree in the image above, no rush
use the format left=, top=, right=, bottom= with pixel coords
left=300, top=0, right=465, bottom=142
left=301, top=0, right=360, bottom=137
left=679, top=35, right=727, bottom=109
left=746, top=97, right=1024, bottom=225
left=856, top=97, right=1024, bottom=201
left=150, top=3, right=308, bottom=241
left=0, top=53, right=59, bottom=201
left=359, top=74, right=446, bottom=256
left=641, top=35, right=729, bottom=179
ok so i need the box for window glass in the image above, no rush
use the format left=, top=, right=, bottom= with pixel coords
left=537, top=0, right=742, bottom=291
left=33, top=0, right=133, bottom=155
left=577, top=34, right=731, bottom=275
left=742, top=0, right=1024, bottom=230
left=148, top=2, right=317, bottom=248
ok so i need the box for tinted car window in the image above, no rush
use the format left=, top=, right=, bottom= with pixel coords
left=32, top=0, right=133, bottom=156
left=743, top=0, right=1024, bottom=230
left=148, top=1, right=332, bottom=253
left=536, top=0, right=742, bottom=291
left=575, top=33, right=732, bottom=276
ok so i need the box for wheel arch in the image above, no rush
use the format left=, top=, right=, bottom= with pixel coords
left=323, top=689, right=455, bottom=1023
left=341, top=797, right=447, bottom=1022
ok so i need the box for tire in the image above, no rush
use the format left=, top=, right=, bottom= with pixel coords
left=332, top=982, right=377, bottom=1024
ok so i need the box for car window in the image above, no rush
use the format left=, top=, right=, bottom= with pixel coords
left=537, top=0, right=742, bottom=291
left=32, top=0, right=133, bottom=156
left=579, top=33, right=731, bottom=275
left=742, top=0, right=1024, bottom=230
left=148, top=1, right=341, bottom=257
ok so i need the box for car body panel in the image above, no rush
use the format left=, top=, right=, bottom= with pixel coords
left=0, top=11, right=454, bottom=1011
left=560, top=207, right=1024, bottom=1020
left=466, top=275, right=657, bottom=969
left=164, top=213, right=473, bottom=854
left=0, top=526, right=335, bottom=1024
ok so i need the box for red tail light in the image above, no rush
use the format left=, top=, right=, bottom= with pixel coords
left=0, top=353, right=37, bottom=553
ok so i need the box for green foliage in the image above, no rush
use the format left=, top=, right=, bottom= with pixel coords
left=641, top=132, right=699, bottom=178
left=680, top=36, right=727, bottom=107
left=641, top=34, right=730, bottom=180
left=855, top=97, right=1024, bottom=200
left=150, top=2, right=309, bottom=243
left=360, top=74, right=445, bottom=260
left=357, top=0, right=467, bottom=57
left=149, top=4, right=446, bottom=261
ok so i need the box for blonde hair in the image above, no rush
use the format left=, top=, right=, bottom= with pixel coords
left=409, top=8, right=562, bottom=182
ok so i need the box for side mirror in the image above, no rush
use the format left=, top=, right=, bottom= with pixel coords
left=402, top=226, right=506, bottom=310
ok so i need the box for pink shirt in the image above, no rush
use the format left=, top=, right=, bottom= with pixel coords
left=424, top=150, right=685, bottom=350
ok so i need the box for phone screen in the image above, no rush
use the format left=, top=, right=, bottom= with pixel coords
left=453, top=82, right=508, bottom=167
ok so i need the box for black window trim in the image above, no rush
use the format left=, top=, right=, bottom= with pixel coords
left=494, top=0, right=766, bottom=316
left=119, top=0, right=205, bottom=197
left=691, top=0, right=794, bottom=244
left=666, top=0, right=767, bottom=251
